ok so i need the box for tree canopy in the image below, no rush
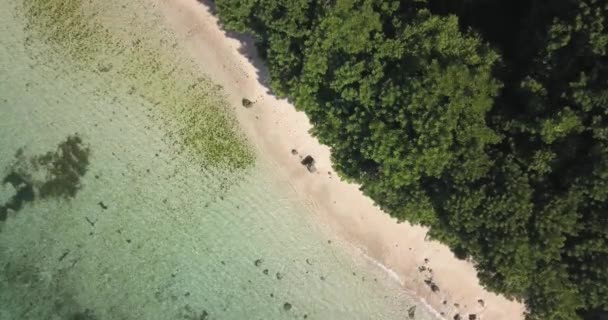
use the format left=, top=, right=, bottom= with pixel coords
left=215, top=0, right=608, bottom=319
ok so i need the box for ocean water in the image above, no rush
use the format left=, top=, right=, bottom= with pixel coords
left=0, top=0, right=436, bottom=319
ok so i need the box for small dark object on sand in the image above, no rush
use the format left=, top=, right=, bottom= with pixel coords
left=254, top=258, right=263, bottom=267
left=283, top=302, right=292, bottom=311
left=424, top=279, right=440, bottom=292
left=469, top=314, right=477, bottom=320
left=300, top=156, right=316, bottom=173
left=242, top=98, right=253, bottom=107
left=291, top=149, right=298, bottom=155
left=98, top=201, right=108, bottom=210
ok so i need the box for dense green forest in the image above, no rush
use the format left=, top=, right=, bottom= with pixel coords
left=213, top=0, right=608, bottom=319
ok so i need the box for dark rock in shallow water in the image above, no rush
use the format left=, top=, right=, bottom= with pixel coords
left=468, top=314, right=477, bottom=320
left=283, top=302, right=292, bottom=311
left=254, top=258, right=263, bottom=267
left=407, top=305, right=416, bottom=318
left=300, top=155, right=316, bottom=173
left=454, top=314, right=461, bottom=320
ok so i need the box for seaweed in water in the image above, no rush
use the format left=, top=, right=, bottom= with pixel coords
left=69, top=309, right=98, bottom=320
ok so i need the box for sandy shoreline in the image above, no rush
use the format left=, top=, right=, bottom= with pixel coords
left=158, top=0, right=525, bottom=318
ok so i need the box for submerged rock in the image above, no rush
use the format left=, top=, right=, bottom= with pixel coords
left=408, top=306, right=416, bottom=318
left=254, top=258, right=263, bottom=267
left=283, top=302, right=292, bottom=311
left=98, top=201, right=108, bottom=210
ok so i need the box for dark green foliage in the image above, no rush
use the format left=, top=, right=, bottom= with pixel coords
left=215, top=0, right=608, bottom=319
left=215, top=0, right=324, bottom=95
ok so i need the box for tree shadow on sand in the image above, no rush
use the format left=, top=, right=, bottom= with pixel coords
left=195, top=0, right=277, bottom=96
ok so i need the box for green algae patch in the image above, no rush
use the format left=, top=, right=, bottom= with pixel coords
left=19, top=0, right=254, bottom=171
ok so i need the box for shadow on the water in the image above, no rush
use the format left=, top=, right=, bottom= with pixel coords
left=0, top=134, right=90, bottom=223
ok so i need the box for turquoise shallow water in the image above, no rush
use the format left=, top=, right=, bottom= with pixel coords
left=0, top=0, right=436, bottom=319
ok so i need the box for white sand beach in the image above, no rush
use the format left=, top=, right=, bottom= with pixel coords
left=157, top=0, right=527, bottom=319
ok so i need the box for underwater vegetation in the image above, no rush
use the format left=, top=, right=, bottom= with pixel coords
left=19, top=0, right=254, bottom=171
left=0, top=134, right=90, bottom=222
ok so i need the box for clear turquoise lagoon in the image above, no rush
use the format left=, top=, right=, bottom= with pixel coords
left=0, top=0, right=436, bottom=319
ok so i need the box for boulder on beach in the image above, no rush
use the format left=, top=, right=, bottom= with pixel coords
left=242, top=98, right=253, bottom=107
left=300, top=155, right=316, bottom=173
